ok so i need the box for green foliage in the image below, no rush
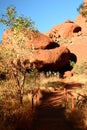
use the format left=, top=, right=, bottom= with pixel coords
left=69, top=60, right=76, bottom=68
left=0, top=6, right=36, bottom=31
left=0, top=6, right=38, bottom=50
left=0, top=6, right=40, bottom=127
left=0, top=7, right=16, bottom=27
left=14, top=15, right=35, bottom=31
left=70, top=60, right=87, bottom=74
left=77, top=3, right=83, bottom=13
left=77, top=2, right=87, bottom=20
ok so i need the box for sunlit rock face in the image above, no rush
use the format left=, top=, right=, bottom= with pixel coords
left=31, top=45, right=70, bottom=71
left=45, top=20, right=81, bottom=40
left=84, top=0, right=87, bottom=3
left=2, top=28, right=70, bottom=72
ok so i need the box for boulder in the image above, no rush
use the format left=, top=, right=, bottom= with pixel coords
left=67, top=38, right=87, bottom=64
left=74, top=0, right=87, bottom=34
left=2, top=28, right=54, bottom=50
left=30, top=45, right=70, bottom=71
left=84, top=0, right=87, bottom=3
left=45, top=20, right=81, bottom=39
left=2, top=28, right=70, bottom=72
left=75, top=14, right=87, bottom=34
left=26, top=32, right=54, bottom=49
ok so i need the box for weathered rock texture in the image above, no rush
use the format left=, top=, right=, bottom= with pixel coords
left=2, top=28, right=70, bottom=72
left=25, top=32, right=55, bottom=49
left=31, top=46, right=70, bottom=71
left=84, top=0, right=87, bottom=3
left=75, top=14, right=87, bottom=34
left=67, top=37, right=87, bottom=64
left=2, top=0, right=87, bottom=72
left=75, top=0, right=87, bottom=34
left=45, top=20, right=81, bottom=40
left=2, top=28, right=55, bottom=50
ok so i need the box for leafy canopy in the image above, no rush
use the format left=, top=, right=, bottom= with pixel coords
left=77, top=2, right=87, bottom=20
left=0, top=6, right=35, bottom=31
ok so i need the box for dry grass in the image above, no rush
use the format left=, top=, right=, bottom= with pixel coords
left=0, top=103, right=35, bottom=130
left=0, top=63, right=87, bottom=129
left=64, top=73, right=87, bottom=130
left=0, top=78, right=37, bottom=130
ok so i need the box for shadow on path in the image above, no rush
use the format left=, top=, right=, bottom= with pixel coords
left=31, top=91, right=75, bottom=130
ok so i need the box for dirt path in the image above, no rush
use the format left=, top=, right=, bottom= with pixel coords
left=31, top=91, right=75, bottom=130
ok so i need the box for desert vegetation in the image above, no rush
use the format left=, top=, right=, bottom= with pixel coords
left=77, top=1, right=87, bottom=20
left=0, top=5, right=87, bottom=130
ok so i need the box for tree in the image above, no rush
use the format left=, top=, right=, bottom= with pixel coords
left=0, top=6, right=38, bottom=105
left=0, top=6, right=38, bottom=48
left=77, top=2, right=87, bottom=20
left=0, top=6, right=36, bottom=32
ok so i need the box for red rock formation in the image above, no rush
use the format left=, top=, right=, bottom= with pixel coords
left=2, top=28, right=70, bottom=71
left=75, top=14, right=87, bottom=34
left=26, top=32, right=54, bottom=49
left=75, top=0, right=87, bottom=34
left=45, top=20, right=81, bottom=39
left=84, top=0, right=87, bottom=3
left=2, top=28, right=54, bottom=50
left=31, top=45, right=70, bottom=71
left=67, top=38, right=87, bottom=64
